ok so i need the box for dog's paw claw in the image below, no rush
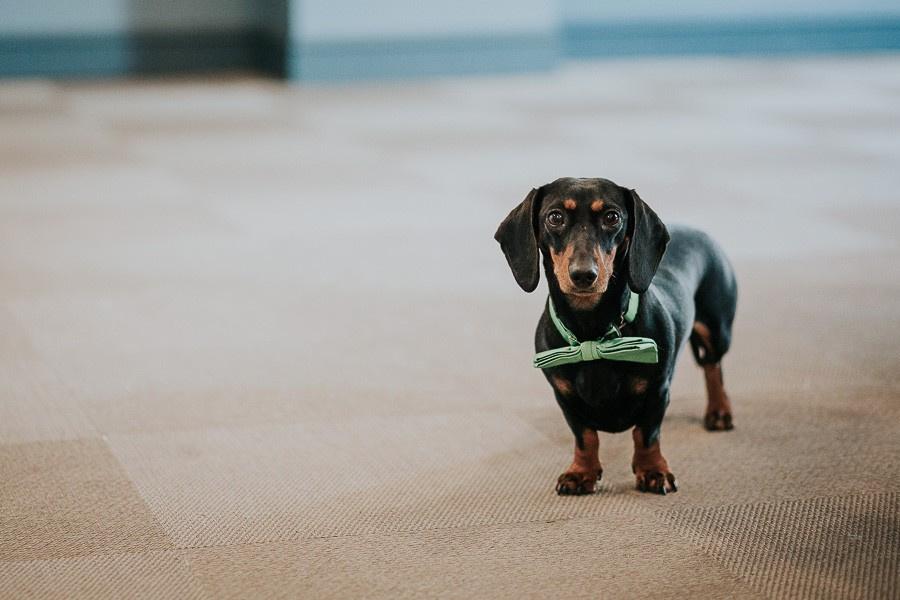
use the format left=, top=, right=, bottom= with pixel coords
left=635, top=470, right=677, bottom=495
left=704, top=410, right=733, bottom=431
left=555, top=469, right=601, bottom=496
left=667, top=472, right=678, bottom=492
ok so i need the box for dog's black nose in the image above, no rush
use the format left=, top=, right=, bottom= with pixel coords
left=569, top=266, right=598, bottom=289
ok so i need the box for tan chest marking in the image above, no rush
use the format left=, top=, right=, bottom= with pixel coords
left=550, top=375, right=575, bottom=396
left=629, top=376, right=649, bottom=395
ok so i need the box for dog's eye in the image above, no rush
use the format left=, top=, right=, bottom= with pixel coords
left=603, top=211, right=621, bottom=228
left=546, top=210, right=565, bottom=228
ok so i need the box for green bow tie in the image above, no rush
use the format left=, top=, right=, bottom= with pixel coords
left=533, top=293, right=659, bottom=369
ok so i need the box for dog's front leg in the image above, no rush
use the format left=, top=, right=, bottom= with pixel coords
left=556, top=427, right=602, bottom=495
left=550, top=377, right=602, bottom=495
left=632, top=424, right=677, bottom=495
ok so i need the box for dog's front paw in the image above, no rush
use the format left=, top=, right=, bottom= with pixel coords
left=704, top=409, right=733, bottom=431
left=634, top=469, right=677, bottom=495
left=555, top=468, right=601, bottom=495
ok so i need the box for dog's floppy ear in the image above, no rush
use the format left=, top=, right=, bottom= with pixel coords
left=494, top=187, right=542, bottom=292
left=623, top=188, right=670, bottom=294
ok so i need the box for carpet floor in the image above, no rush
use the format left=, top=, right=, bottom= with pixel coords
left=1, top=55, right=899, bottom=598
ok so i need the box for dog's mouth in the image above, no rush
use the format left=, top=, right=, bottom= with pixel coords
left=563, top=289, right=605, bottom=310
left=564, top=282, right=608, bottom=297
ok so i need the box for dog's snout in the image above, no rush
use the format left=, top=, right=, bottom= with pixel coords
left=569, top=265, right=598, bottom=289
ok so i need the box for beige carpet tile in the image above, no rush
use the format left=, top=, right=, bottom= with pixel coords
left=106, top=414, right=651, bottom=549
left=0, top=550, right=205, bottom=600
left=183, top=512, right=763, bottom=600
left=0, top=112, right=125, bottom=172
left=5, top=288, right=551, bottom=435
left=0, top=164, right=189, bottom=219
left=0, top=80, right=61, bottom=114
left=0, top=306, right=37, bottom=364
left=0, top=439, right=173, bottom=560
left=0, top=306, right=95, bottom=444
left=0, top=359, right=97, bottom=444
left=67, top=79, right=289, bottom=131
left=722, top=284, right=900, bottom=398
left=662, top=492, right=900, bottom=599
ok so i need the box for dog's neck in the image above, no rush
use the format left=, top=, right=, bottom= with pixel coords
left=547, top=276, right=631, bottom=342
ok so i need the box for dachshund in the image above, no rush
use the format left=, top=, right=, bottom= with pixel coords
left=495, top=177, right=737, bottom=495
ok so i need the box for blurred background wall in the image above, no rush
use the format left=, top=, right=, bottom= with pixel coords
left=287, top=0, right=557, bottom=80
left=1, top=0, right=899, bottom=80
left=0, top=0, right=288, bottom=77
left=562, top=0, right=900, bottom=57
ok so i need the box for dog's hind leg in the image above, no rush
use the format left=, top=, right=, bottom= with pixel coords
left=689, top=241, right=737, bottom=431
left=690, top=320, right=734, bottom=431
left=690, top=262, right=737, bottom=431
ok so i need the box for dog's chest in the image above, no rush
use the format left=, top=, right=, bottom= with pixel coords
left=573, top=363, right=648, bottom=420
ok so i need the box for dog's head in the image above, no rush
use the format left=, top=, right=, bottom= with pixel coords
left=494, top=178, right=669, bottom=310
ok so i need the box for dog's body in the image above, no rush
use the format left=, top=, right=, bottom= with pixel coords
left=495, top=178, right=737, bottom=495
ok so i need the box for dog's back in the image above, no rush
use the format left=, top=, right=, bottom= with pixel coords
left=652, top=224, right=737, bottom=355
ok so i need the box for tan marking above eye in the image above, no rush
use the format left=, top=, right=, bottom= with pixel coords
left=563, top=199, right=577, bottom=210
left=590, top=200, right=605, bottom=212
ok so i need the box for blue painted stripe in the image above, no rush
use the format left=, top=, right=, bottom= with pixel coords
left=2, top=17, right=899, bottom=80
left=287, top=33, right=560, bottom=81
left=563, top=16, right=900, bottom=58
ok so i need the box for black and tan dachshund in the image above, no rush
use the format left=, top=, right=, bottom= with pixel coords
left=495, top=178, right=737, bottom=495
